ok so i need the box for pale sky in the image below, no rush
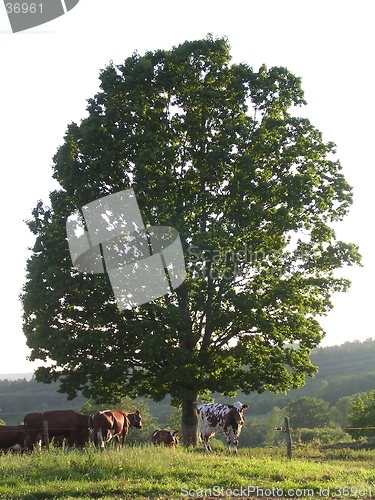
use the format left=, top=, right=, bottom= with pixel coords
left=0, top=1, right=373, bottom=375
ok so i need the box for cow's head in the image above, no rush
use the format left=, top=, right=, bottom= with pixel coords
left=133, top=409, right=143, bottom=430
left=226, top=402, right=249, bottom=428
left=233, top=402, right=249, bottom=414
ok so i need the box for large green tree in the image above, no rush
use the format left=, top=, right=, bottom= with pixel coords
left=22, top=36, right=361, bottom=446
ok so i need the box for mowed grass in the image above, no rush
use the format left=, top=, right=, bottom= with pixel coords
left=0, top=445, right=374, bottom=499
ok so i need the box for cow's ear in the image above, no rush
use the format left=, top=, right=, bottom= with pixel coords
left=136, top=409, right=140, bottom=415
left=174, top=430, right=179, bottom=434
left=242, top=405, right=249, bottom=410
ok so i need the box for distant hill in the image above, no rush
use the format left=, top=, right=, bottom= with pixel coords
left=1, top=339, right=374, bottom=425
left=213, top=338, right=375, bottom=417
left=310, top=339, right=375, bottom=378
left=0, top=373, right=33, bottom=381
left=0, top=378, right=85, bottom=425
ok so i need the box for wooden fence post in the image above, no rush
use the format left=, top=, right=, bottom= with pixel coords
left=284, top=416, right=292, bottom=459
left=43, top=420, right=50, bottom=450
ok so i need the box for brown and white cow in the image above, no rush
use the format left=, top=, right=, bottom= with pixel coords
left=90, top=409, right=142, bottom=448
left=23, top=410, right=91, bottom=450
left=197, top=402, right=249, bottom=454
left=151, top=429, right=179, bottom=447
left=0, top=425, right=27, bottom=452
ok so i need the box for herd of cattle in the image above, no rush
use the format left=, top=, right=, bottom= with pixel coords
left=0, top=408, right=144, bottom=452
left=0, top=401, right=249, bottom=454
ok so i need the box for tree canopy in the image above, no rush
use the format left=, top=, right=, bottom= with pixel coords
left=22, top=35, right=361, bottom=445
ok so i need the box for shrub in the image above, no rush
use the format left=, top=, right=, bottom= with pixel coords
left=294, top=427, right=353, bottom=444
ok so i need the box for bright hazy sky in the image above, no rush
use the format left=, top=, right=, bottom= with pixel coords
left=0, top=1, right=373, bottom=375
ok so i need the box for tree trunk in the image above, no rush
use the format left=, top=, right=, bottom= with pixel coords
left=181, top=398, right=199, bottom=447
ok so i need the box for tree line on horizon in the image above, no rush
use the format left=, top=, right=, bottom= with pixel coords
left=1, top=338, right=374, bottom=446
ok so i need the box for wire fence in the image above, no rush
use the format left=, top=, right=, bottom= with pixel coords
left=344, top=427, right=375, bottom=430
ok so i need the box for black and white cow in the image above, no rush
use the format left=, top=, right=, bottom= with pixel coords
left=197, top=402, right=249, bottom=454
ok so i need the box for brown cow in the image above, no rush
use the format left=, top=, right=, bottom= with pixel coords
left=0, top=425, right=27, bottom=452
left=24, top=410, right=91, bottom=450
left=151, top=429, right=179, bottom=447
left=90, top=409, right=142, bottom=448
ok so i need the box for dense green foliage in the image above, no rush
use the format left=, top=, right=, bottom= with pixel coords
left=293, top=427, right=352, bottom=444
left=21, top=35, right=361, bottom=444
left=285, top=397, right=331, bottom=429
left=0, top=446, right=374, bottom=500
left=348, top=391, right=375, bottom=439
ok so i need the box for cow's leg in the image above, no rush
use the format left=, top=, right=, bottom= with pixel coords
left=33, top=432, right=44, bottom=451
left=203, top=435, right=212, bottom=453
left=25, top=433, right=35, bottom=451
left=108, top=430, right=121, bottom=448
left=201, top=433, right=207, bottom=452
left=121, top=428, right=128, bottom=447
left=96, top=429, right=105, bottom=449
left=233, top=436, right=239, bottom=454
left=93, top=430, right=99, bottom=447
left=225, top=433, right=232, bottom=454
left=200, top=432, right=211, bottom=452
left=200, top=432, right=205, bottom=452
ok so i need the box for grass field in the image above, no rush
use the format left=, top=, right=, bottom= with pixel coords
left=0, top=444, right=374, bottom=499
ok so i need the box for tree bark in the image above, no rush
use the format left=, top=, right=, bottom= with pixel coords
left=181, top=398, right=199, bottom=447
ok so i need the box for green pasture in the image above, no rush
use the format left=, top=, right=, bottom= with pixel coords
left=0, top=445, right=374, bottom=499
